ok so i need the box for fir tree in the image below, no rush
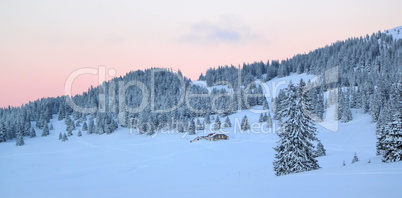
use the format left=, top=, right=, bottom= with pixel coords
left=263, top=113, right=268, bottom=122
left=41, top=124, right=50, bottom=137
left=0, top=122, right=6, bottom=142
left=340, top=93, right=353, bottom=123
left=77, top=130, right=82, bottom=137
left=67, top=128, right=73, bottom=136
left=204, top=114, right=211, bottom=124
left=213, top=116, right=221, bottom=130
left=352, top=153, right=359, bottom=164
left=273, top=79, right=320, bottom=176
left=104, top=114, right=118, bottom=134
left=30, top=128, right=36, bottom=138
left=263, top=99, right=269, bottom=110
left=145, top=119, right=155, bottom=136
left=196, top=118, right=204, bottom=130
left=15, top=132, right=24, bottom=146
left=50, top=124, right=54, bottom=130
left=71, top=119, right=76, bottom=130
left=36, top=114, right=45, bottom=129
left=334, top=104, right=340, bottom=121
left=314, top=92, right=325, bottom=121
left=224, top=117, right=232, bottom=128
left=178, top=122, right=185, bottom=133
left=380, top=112, right=402, bottom=162
left=58, top=107, right=65, bottom=120
left=88, top=116, right=95, bottom=134
left=62, top=133, right=68, bottom=142
left=241, top=116, right=250, bottom=131
left=376, top=102, right=393, bottom=156
left=315, top=141, right=326, bottom=157
left=275, top=82, right=296, bottom=119
left=266, top=113, right=273, bottom=128
left=82, top=122, right=88, bottom=131
left=340, top=106, right=353, bottom=123
left=59, top=132, right=62, bottom=140
left=188, top=119, right=196, bottom=135
left=259, top=113, right=264, bottom=123
left=65, top=115, right=73, bottom=131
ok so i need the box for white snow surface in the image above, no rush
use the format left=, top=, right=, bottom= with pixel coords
left=261, top=73, right=316, bottom=98
left=191, top=80, right=232, bottom=93
left=1, top=74, right=402, bottom=198
left=385, top=26, right=402, bottom=40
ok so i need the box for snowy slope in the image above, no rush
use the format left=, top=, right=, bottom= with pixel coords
left=385, top=26, right=402, bottom=40
left=261, top=73, right=316, bottom=97
left=1, top=74, right=401, bottom=198
left=192, top=80, right=233, bottom=93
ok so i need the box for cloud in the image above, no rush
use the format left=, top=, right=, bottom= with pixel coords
left=180, top=15, right=259, bottom=45
left=103, top=33, right=126, bottom=44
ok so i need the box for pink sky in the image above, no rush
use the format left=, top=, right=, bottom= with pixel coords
left=1, top=0, right=402, bottom=107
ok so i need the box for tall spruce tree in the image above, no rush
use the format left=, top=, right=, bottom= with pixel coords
left=67, top=128, right=73, bottom=136
left=263, top=99, right=269, bottom=110
left=224, top=117, right=232, bottom=128
left=0, top=122, right=6, bottom=142
left=241, top=115, right=250, bottom=131
left=204, top=114, right=211, bottom=124
left=82, top=121, right=88, bottom=131
left=178, top=121, right=185, bottom=133
left=266, top=113, right=273, bottom=128
left=334, top=104, right=340, bottom=121
left=65, top=115, right=74, bottom=131
left=196, top=118, right=204, bottom=130
left=275, top=81, right=295, bottom=119
left=380, top=112, right=402, bottom=162
left=315, top=141, right=326, bottom=157
left=30, top=128, right=36, bottom=138
left=58, top=107, right=65, bottom=120
left=41, top=124, right=50, bottom=137
left=62, top=133, right=68, bottom=142
left=340, top=93, right=353, bottom=123
left=16, top=132, right=24, bottom=146
left=213, top=116, right=221, bottom=130
left=188, top=119, right=196, bottom=135
left=273, top=79, right=320, bottom=176
left=259, top=113, right=264, bottom=123
left=88, top=116, right=95, bottom=134
left=263, top=113, right=268, bottom=122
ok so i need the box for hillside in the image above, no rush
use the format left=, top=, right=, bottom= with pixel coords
left=385, top=26, right=402, bottom=40
left=1, top=74, right=401, bottom=198
left=1, top=26, right=402, bottom=198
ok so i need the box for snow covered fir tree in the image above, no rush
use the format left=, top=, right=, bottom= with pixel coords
left=376, top=82, right=402, bottom=162
left=315, top=141, right=326, bottom=157
left=273, top=80, right=320, bottom=176
left=378, top=112, right=402, bottom=162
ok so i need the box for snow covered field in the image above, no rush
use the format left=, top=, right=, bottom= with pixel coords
left=1, top=75, right=401, bottom=198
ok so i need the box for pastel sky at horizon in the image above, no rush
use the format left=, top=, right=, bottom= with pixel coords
left=1, top=0, right=401, bottom=108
